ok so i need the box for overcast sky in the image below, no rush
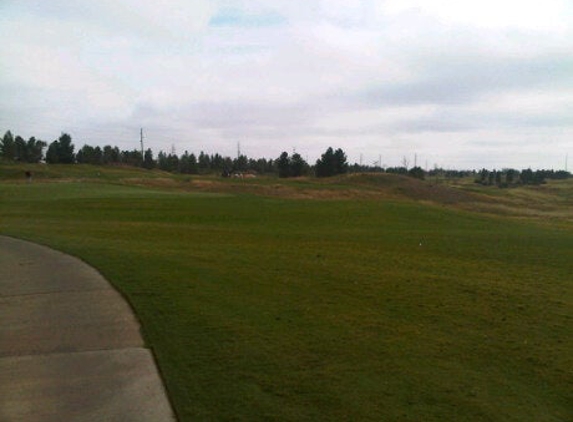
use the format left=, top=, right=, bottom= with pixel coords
left=1, top=0, right=572, bottom=169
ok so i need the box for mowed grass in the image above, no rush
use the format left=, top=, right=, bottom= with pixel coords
left=1, top=178, right=572, bottom=421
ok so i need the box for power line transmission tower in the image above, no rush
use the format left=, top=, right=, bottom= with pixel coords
left=140, top=128, right=145, bottom=167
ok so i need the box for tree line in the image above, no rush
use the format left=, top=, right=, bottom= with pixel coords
left=0, top=131, right=349, bottom=178
left=1, top=130, right=570, bottom=183
left=475, top=168, right=570, bottom=187
left=0, top=131, right=47, bottom=163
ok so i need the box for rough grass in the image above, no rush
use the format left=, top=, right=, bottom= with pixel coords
left=1, top=164, right=573, bottom=421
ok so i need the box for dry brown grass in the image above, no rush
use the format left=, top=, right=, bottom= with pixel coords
left=5, top=161, right=571, bottom=225
left=110, top=172, right=573, bottom=225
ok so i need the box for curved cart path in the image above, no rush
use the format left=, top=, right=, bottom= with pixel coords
left=0, top=236, right=176, bottom=421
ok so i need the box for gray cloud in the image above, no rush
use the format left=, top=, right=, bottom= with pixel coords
left=354, top=54, right=573, bottom=107
left=1, top=0, right=572, bottom=168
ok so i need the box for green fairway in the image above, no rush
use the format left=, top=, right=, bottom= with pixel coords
left=1, top=175, right=572, bottom=421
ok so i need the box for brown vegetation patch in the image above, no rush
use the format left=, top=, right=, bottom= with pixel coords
left=120, top=177, right=182, bottom=188
left=340, top=173, right=488, bottom=204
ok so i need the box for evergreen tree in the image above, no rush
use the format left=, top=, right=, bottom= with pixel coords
left=290, top=153, right=308, bottom=177
left=277, top=152, right=291, bottom=178
left=46, top=140, right=62, bottom=164
left=120, top=149, right=142, bottom=167
left=198, top=151, right=211, bottom=172
left=167, top=153, right=179, bottom=172
left=75, top=145, right=91, bottom=163
left=520, top=168, right=534, bottom=185
left=143, top=148, right=155, bottom=169
left=211, top=154, right=225, bottom=171
left=506, top=169, right=517, bottom=184
left=103, top=145, right=120, bottom=164
left=476, top=169, right=489, bottom=185
left=408, top=166, right=425, bottom=180
left=234, top=155, right=248, bottom=172
left=316, top=147, right=347, bottom=177
left=0, top=131, right=16, bottom=160
left=76, top=144, right=101, bottom=164
left=47, top=133, right=75, bottom=164
left=333, top=148, right=348, bottom=175
left=26, top=137, right=46, bottom=163
left=188, top=153, right=198, bottom=174
left=315, top=147, right=335, bottom=177
left=14, top=136, right=27, bottom=161
left=93, top=146, right=103, bottom=164
left=157, top=151, right=169, bottom=171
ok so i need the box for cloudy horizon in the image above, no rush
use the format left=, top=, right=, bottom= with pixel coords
left=1, top=0, right=572, bottom=169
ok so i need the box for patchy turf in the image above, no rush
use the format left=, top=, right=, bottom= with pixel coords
left=1, top=165, right=572, bottom=421
left=3, top=162, right=572, bottom=222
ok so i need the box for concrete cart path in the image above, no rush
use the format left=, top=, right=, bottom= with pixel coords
left=0, top=236, right=176, bottom=421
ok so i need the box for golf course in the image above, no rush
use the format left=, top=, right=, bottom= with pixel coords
left=1, top=163, right=572, bottom=421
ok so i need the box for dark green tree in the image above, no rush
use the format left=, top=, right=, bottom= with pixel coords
left=0, top=131, right=16, bottom=160
left=157, top=151, right=168, bottom=171
left=520, top=168, right=533, bottom=185
left=198, top=151, right=211, bottom=172
left=250, top=158, right=273, bottom=174
left=277, top=152, right=291, bottom=178
left=47, top=133, right=75, bottom=164
left=476, top=168, right=489, bottom=185
left=211, top=154, right=225, bottom=171
left=94, top=146, right=103, bottom=164
left=233, top=154, right=248, bottom=172
left=143, top=148, right=155, bottom=169
left=76, top=144, right=101, bottom=164
left=75, top=145, right=91, bottom=163
left=26, top=137, right=46, bottom=163
left=408, top=166, right=425, bottom=180
left=167, top=153, right=179, bottom=172
left=290, top=153, right=308, bottom=177
left=120, top=149, right=142, bottom=166
left=188, top=153, right=198, bottom=174
left=45, top=140, right=60, bottom=163
left=506, top=169, right=517, bottom=184
left=316, top=147, right=347, bottom=177
left=103, top=145, right=120, bottom=164
left=333, top=148, right=348, bottom=175
left=58, top=133, right=75, bottom=163
left=315, top=147, right=335, bottom=177
left=14, top=136, right=27, bottom=161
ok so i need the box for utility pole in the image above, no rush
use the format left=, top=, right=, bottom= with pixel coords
left=566, top=153, right=569, bottom=172
left=237, top=142, right=241, bottom=159
left=140, top=128, right=145, bottom=167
